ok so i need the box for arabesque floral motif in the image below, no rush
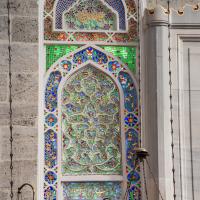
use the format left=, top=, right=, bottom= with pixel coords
left=64, top=0, right=117, bottom=31
left=44, top=186, right=56, bottom=200
left=45, top=171, right=57, bottom=184
left=45, top=113, right=57, bottom=127
left=73, top=47, right=108, bottom=64
left=45, top=71, right=62, bottom=112
left=61, top=66, right=122, bottom=175
left=45, top=129, right=57, bottom=168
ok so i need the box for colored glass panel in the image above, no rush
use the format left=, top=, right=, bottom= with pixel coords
left=46, top=45, right=80, bottom=71
left=101, top=46, right=136, bottom=73
left=60, top=60, right=72, bottom=71
left=44, top=186, right=56, bottom=200
left=118, top=71, right=137, bottom=112
left=117, top=69, right=141, bottom=199
left=64, top=0, right=117, bottom=31
left=105, top=0, right=126, bottom=30
left=73, top=47, right=108, bottom=64
left=125, top=113, right=138, bottom=127
left=45, top=71, right=62, bottom=112
left=45, top=113, right=57, bottom=127
left=63, top=182, right=122, bottom=200
left=55, top=0, right=126, bottom=30
left=126, top=129, right=138, bottom=168
left=61, top=65, right=122, bottom=175
left=45, top=171, right=57, bottom=184
left=46, top=46, right=137, bottom=73
left=45, top=129, right=57, bottom=168
left=108, top=61, right=122, bottom=74
left=55, top=0, right=75, bottom=29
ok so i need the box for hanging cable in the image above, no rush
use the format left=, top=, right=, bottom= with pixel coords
left=134, top=148, right=165, bottom=200
left=7, top=0, right=14, bottom=199
left=167, top=1, right=176, bottom=199
left=145, top=158, right=164, bottom=200
left=142, top=160, right=148, bottom=200
left=137, top=0, right=142, bottom=148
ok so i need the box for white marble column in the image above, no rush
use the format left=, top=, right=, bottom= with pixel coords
left=142, top=6, right=173, bottom=200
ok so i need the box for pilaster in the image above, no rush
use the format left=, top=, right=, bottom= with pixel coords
left=143, top=6, right=173, bottom=200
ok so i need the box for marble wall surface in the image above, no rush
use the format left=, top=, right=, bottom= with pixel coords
left=143, top=5, right=200, bottom=200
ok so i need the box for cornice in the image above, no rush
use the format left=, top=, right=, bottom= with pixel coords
left=171, top=23, right=200, bottom=29
left=145, top=6, right=169, bottom=27
left=144, top=4, right=200, bottom=28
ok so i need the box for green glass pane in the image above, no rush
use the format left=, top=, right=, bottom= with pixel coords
left=62, top=65, right=122, bottom=175
left=101, top=46, right=136, bottom=73
left=63, top=182, right=122, bottom=200
left=46, top=45, right=80, bottom=71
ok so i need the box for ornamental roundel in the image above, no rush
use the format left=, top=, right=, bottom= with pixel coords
left=43, top=0, right=138, bottom=43
left=43, top=45, right=141, bottom=199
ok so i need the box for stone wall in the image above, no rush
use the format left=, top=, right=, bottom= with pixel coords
left=0, top=0, right=38, bottom=199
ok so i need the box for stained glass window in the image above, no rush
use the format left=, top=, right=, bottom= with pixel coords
left=41, top=0, right=140, bottom=199
left=64, top=0, right=118, bottom=31
left=55, top=0, right=126, bottom=31
left=61, top=66, right=122, bottom=175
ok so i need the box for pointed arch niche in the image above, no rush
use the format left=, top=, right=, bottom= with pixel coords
left=39, top=0, right=141, bottom=199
